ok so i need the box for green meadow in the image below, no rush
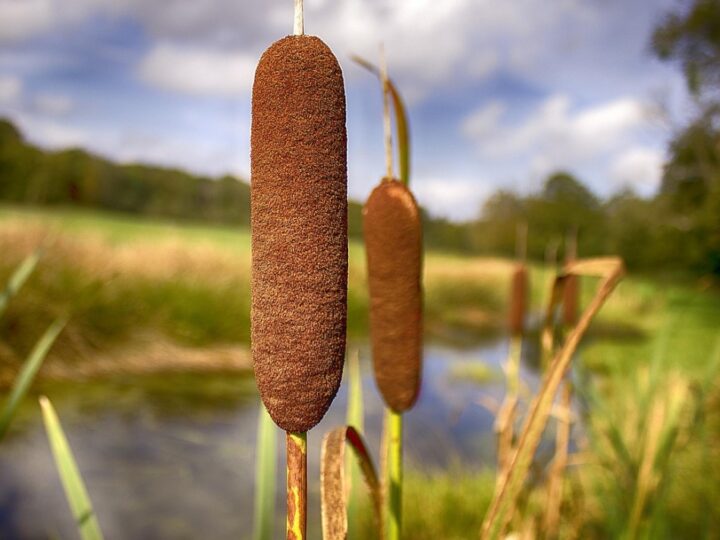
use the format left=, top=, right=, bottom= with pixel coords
left=1, top=204, right=719, bottom=539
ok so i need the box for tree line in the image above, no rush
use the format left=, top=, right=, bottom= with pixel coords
left=1, top=114, right=718, bottom=276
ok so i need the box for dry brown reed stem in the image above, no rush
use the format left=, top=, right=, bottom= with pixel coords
left=380, top=44, right=394, bottom=180
left=497, top=224, right=528, bottom=474
left=494, top=377, right=518, bottom=480
left=481, top=257, right=625, bottom=539
left=293, top=0, right=303, bottom=35
left=251, top=35, right=347, bottom=433
left=363, top=179, right=423, bottom=412
left=321, top=426, right=383, bottom=540
left=543, top=382, right=572, bottom=536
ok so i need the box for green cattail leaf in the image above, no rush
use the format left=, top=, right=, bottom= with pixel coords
left=0, top=250, right=41, bottom=317
left=346, top=351, right=364, bottom=432
left=321, top=426, right=383, bottom=540
left=351, top=55, right=411, bottom=186
left=0, top=318, right=65, bottom=441
left=40, top=396, right=104, bottom=540
left=345, top=351, right=365, bottom=539
left=253, top=403, right=277, bottom=540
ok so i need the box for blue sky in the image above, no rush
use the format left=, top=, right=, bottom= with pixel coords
left=0, top=0, right=692, bottom=220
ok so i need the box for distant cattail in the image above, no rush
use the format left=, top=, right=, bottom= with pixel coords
left=562, top=274, right=579, bottom=326
left=508, top=264, right=528, bottom=336
left=251, top=34, right=348, bottom=433
left=563, top=230, right=579, bottom=327
left=363, top=178, right=422, bottom=413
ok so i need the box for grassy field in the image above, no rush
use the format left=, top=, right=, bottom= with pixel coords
left=0, top=204, right=717, bottom=382
left=1, top=204, right=719, bottom=538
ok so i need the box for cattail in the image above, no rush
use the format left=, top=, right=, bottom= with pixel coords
left=508, top=264, right=528, bottom=336
left=562, top=274, right=579, bottom=326
left=251, top=34, right=348, bottom=434
left=562, top=230, right=579, bottom=327
left=363, top=178, right=422, bottom=413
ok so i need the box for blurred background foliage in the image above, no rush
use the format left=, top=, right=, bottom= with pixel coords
left=2, top=112, right=718, bottom=276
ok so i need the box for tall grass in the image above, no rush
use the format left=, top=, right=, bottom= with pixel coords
left=40, top=396, right=104, bottom=540
left=253, top=404, right=277, bottom=540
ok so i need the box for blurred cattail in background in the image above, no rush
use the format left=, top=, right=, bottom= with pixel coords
left=508, top=223, right=528, bottom=336
left=508, top=266, right=528, bottom=337
left=563, top=229, right=579, bottom=327
left=364, top=179, right=423, bottom=412
left=361, top=47, right=422, bottom=540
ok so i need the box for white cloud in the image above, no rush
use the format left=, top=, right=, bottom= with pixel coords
left=461, top=100, right=506, bottom=140
left=0, top=0, right=53, bottom=41
left=33, top=93, right=73, bottom=115
left=610, top=147, right=664, bottom=195
left=0, top=0, right=112, bottom=42
left=0, top=74, right=21, bottom=105
left=413, top=176, right=489, bottom=220
left=463, top=94, right=649, bottom=164
left=138, top=43, right=256, bottom=96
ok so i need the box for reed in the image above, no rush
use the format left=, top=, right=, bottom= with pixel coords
left=251, top=1, right=347, bottom=537
left=481, top=257, right=625, bottom=539
left=497, top=224, right=528, bottom=477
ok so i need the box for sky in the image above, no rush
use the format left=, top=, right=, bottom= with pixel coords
left=0, top=0, right=693, bottom=221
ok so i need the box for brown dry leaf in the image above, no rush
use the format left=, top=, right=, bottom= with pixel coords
left=321, top=426, right=383, bottom=540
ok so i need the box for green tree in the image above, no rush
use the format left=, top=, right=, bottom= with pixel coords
left=653, top=0, right=720, bottom=103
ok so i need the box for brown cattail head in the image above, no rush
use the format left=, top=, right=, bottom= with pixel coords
left=562, top=274, right=579, bottom=326
left=563, top=230, right=579, bottom=327
left=509, top=264, right=528, bottom=336
left=251, top=35, right=348, bottom=433
left=363, top=178, right=423, bottom=413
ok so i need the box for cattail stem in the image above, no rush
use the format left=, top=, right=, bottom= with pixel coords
left=387, top=410, right=403, bottom=540
left=496, top=334, right=521, bottom=478
left=379, top=44, right=394, bottom=180
left=293, top=0, right=304, bottom=35
left=286, top=431, right=307, bottom=540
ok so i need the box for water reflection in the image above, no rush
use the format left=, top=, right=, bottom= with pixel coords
left=0, top=339, right=542, bottom=539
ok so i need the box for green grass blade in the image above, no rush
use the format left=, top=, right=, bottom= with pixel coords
left=253, top=403, right=277, bottom=540
left=346, top=350, right=364, bottom=432
left=351, top=55, right=411, bottom=185
left=0, top=318, right=65, bottom=441
left=0, top=250, right=41, bottom=317
left=346, top=351, right=364, bottom=539
left=40, top=396, right=104, bottom=540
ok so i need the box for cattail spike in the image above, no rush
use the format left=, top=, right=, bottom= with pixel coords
left=509, top=264, right=528, bottom=336
left=364, top=179, right=423, bottom=413
left=251, top=35, right=348, bottom=433
left=562, top=228, right=579, bottom=327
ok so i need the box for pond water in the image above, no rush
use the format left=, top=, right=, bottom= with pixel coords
left=0, top=338, right=551, bottom=539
